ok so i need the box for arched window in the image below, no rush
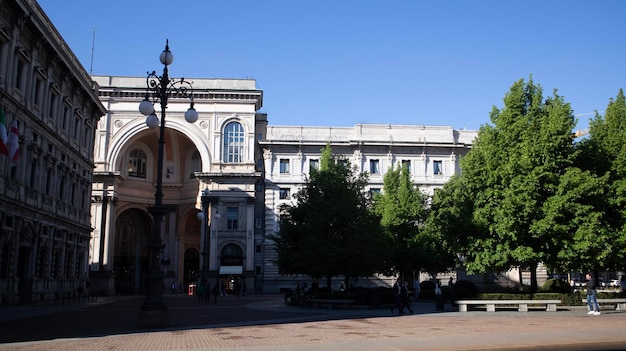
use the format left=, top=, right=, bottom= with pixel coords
left=128, top=149, right=147, bottom=178
left=223, top=122, right=244, bottom=163
left=190, top=151, right=201, bottom=178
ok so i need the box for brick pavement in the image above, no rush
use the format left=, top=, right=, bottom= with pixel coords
left=0, top=294, right=625, bottom=350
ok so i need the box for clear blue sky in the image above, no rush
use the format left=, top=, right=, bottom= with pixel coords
left=38, top=0, right=624, bottom=131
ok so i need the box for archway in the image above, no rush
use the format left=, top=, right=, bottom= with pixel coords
left=183, top=249, right=199, bottom=290
left=113, top=208, right=151, bottom=294
left=219, top=244, right=244, bottom=295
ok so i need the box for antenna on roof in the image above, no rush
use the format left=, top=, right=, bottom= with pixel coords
left=89, top=28, right=96, bottom=76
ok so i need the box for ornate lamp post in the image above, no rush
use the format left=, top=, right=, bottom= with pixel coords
left=137, top=40, right=198, bottom=328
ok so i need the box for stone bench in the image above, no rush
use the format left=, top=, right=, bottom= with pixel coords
left=303, top=299, right=356, bottom=310
left=456, top=300, right=561, bottom=312
left=581, top=298, right=626, bottom=310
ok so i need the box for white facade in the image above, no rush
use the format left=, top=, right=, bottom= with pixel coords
left=259, top=124, right=477, bottom=292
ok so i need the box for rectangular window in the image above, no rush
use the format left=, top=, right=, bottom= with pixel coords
left=0, top=242, right=11, bottom=279
left=433, top=160, right=443, bottom=175
left=369, top=188, right=381, bottom=197
left=279, top=188, right=291, bottom=200
left=309, top=159, right=319, bottom=172
left=227, top=207, right=239, bottom=230
left=401, top=160, right=411, bottom=173
left=279, top=159, right=290, bottom=174
left=369, top=159, right=380, bottom=174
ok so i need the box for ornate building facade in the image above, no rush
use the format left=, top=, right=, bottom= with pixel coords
left=0, top=0, right=106, bottom=305
left=89, top=73, right=478, bottom=295
left=0, top=1, right=481, bottom=302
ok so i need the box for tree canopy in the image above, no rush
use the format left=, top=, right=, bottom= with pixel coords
left=372, top=164, right=433, bottom=278
left=269, top=144, right=388, bottom=287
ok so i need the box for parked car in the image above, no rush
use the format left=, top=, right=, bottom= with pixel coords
left=570, top=278, right=585, bottom=287
left=609, top=279, right=620, bottom=287
left=599, top=278, right=607, bottom=287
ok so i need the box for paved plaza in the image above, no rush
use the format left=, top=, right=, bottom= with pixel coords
left=1, top=294, right=625, bottom=351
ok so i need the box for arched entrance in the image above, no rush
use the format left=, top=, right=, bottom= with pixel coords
left=219, top=243, right=244, bottom=295
left=183, top=249, right=199, bottom=289
left=113, top=209, right=151, bottom=294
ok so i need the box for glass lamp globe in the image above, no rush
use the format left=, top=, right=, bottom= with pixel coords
left=146, top=113, right=159, bottom=129
left=160, top=50, right=174, bottom=66
left=139, top=99, right=154, bottom=116
left=185, top=106, right=199, bottom=123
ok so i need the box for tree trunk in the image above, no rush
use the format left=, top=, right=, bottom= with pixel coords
left=530, top=263, right=538, bottom=293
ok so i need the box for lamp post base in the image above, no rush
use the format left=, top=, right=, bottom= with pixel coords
left=137, top=303, right=169, bottom=328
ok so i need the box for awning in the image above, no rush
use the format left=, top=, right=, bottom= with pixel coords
left=219, top=266, right=243, bottom=275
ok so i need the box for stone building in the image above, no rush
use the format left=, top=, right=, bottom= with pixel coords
left=0, top=0, right=106, bottom=305
left=89, top=73, right=478, bottom=295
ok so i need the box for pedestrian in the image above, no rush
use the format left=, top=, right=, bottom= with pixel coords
left=434, top=279, right=444, bottom=311
left=179, top=282, right=184, bottom=295
left=390, top=278, right=404, bottom=315
left=170, top=282, right=176, bottom=295
left=585, top=273, right=601, bottom=315
left=197, top=282, right=205, bottom=302
left=400, top=282, right=413, bottom=313
left=212, top=283, right=219, bottom=303
left=448, top=277, right=456, bottom=307
left=620, top=275, right=626, bottom=298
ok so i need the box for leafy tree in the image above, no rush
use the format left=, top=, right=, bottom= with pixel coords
left=574, top=89, right=626, bottom=272
left=372, top=164, right=431, bottom=280
left=269, top=144, right=388, bottom=288
left=447, top=78, right=578, bottom=291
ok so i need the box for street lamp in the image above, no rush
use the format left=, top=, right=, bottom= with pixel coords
left=137, top=40, right=198, bottom=328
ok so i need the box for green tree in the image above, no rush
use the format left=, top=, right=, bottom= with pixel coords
left=269, top=144, right=388, bottom=288
left=373, top=164, right=425, bottom=279
left=449, top=78, right=578, bottom=291
left=574, top=89, right=626, bottom=271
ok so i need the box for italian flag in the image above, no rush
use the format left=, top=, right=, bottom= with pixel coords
left=7, top=118, right=19, bottom=162
left=0, top=105, right=8, bottom=155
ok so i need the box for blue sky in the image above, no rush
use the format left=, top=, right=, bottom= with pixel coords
left=38, top=0, right=624, bottom=131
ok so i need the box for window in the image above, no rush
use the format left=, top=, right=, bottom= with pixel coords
left=309, top=159, right=319, bottom=172
left=433, top=160, right=443, bottom=175
left=14, top=57, right=25, bottom=91
left=223, top=122, right=244, bottom=163
left=279, top=159, right=290, bottom=174
left=401, top=160, right=411, bottom=173
left=190, top=151, right=201, bottom=178
left=227, top=207, right=239, bottom=230
left=128, top=149, right=147, bottom=178
left=369, top=159, right=380, bottom=174
left=369, top=188, right=381, bottom=197
left=279, top=188, right=291, bottom=200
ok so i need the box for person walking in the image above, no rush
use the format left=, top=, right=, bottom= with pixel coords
left=390, top=279, right=404, bottom=315
left=586, top=273, right=601, bottom=315
left=400, top=282, right=414, bottom=314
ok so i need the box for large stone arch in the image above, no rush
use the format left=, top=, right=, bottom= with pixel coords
left=113, top=208, right=151, bottom=295
left=107, top=118, right=212, bottom=174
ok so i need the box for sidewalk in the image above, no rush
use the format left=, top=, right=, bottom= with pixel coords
left=1, top=294, right=625, bottom=350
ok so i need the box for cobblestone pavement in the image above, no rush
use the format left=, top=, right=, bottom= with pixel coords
left=1, top=294, right=626, bottom=351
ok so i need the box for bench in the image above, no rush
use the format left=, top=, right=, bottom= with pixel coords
left=581, top=298, right=626, bottom=310
left=456, top=300, right=561, bottom=312
left=303, top=299, right=356, bottom=310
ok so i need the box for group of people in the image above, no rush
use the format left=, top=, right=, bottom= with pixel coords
left=196, top=281, right=220, bottom=303
left=391, top=279, right=414, bottom=315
